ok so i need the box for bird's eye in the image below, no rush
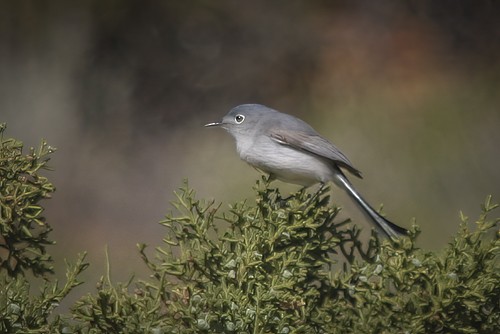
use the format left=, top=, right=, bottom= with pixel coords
left=235, top=114, right=245, bottom=124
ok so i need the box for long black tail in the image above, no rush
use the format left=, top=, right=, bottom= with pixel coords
left=334, top=174, right=409, bottom=240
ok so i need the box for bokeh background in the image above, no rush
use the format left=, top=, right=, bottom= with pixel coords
left=1, top=0, right=499, bottom=303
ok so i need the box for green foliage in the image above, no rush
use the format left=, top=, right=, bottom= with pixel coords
left=139, top=180, right=352, bottom=333
left=0, top=123, right=56, bottom=277
left=0, top=125, right=88, bottom=333
left=130, top=182, right=498, bottom=334
left=324, top=196, right=499, bottom=334
left=70, top=250, right=167, bottom=334
left=0, top=254, right=88, bottom=333
left=0, top=126, right=499, bottom=333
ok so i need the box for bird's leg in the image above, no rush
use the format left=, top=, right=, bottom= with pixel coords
left=303, top=182, right=327, bottom=206
left=265, top=172, right=276, bottom=183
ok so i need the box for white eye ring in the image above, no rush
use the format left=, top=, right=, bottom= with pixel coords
left=235, top=114, right=245, bottom=124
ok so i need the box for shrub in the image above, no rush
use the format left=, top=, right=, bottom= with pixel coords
left=0, top=124, right=87, bottom=333
left=0, top=123, right=56, bottom=277
left=0, top=124, right=498, bottom=333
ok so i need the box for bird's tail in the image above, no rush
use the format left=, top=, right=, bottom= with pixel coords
left=334, top=174, right=408, bottom=240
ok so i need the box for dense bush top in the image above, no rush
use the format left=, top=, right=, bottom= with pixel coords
left=0, top=125, right=498, bottom=333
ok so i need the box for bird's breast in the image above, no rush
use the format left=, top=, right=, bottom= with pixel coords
left=238, top=136, right=335, bottom=186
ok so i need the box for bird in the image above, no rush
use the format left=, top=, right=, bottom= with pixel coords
left=205, top=104, right=408, bottom=240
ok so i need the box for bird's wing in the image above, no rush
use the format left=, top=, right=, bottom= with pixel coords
left=269, top=129, right=363, bottom=178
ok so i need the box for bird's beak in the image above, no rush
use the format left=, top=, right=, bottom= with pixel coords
left=204, top=121, right=222, bottom=127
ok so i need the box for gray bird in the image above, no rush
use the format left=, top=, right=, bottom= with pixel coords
left=205, top=104, right=408, bottom=239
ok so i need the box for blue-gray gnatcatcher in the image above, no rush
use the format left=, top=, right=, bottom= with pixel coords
left=205, top=104, right=408, bottom=239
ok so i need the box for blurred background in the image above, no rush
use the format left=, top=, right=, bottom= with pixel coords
left=1, top=0, right=499, bottom=303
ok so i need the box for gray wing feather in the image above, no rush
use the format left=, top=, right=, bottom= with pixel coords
left=269, top=129, right=363, bottom=178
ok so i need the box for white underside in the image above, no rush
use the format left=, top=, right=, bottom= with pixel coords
left=236, top=136, right=335, bottom=186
